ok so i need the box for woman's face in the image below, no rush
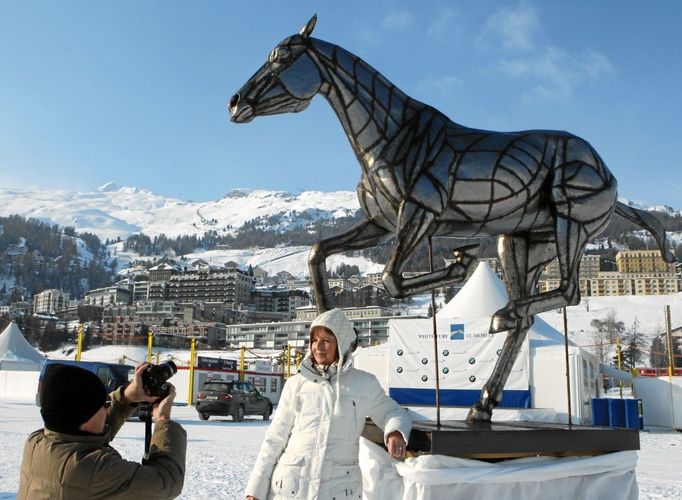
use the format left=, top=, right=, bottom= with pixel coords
left=311, top=327, right=339, bottom=365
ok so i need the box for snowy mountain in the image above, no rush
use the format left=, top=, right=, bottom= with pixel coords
left=2, top=184, right=680, bottom=244
left=0, top=184, right=360, bottom=241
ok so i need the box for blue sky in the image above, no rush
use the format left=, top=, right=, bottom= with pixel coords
left=1, top=1, right=680, bottom=207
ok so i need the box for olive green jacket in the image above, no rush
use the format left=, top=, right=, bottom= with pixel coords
left=18, top=386, right=186, bottom=499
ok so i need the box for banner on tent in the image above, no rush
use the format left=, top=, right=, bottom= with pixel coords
left=388, top=318, right=531, bottom=407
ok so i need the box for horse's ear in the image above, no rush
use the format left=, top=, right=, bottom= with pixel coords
left=299, top=14, right=317, bottom=38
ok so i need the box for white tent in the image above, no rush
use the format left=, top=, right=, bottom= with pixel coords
left=355, top=262, right=601, bottom=424
left=0, top=321, right=45, bottom=371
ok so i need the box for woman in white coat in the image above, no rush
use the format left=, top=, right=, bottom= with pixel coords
left=245, top=309, right=411, bottom=500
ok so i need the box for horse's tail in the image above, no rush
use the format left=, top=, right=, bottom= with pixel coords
left=614, top=201, right=676, bottom=262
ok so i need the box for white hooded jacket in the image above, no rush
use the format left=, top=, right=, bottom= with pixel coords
left=245, top=309, right=411, bottom=500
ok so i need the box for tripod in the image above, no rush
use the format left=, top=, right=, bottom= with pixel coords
left=140, top=402, right=153, bottom=464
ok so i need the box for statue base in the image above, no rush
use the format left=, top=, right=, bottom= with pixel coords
left=362, top=419, right=639, bottom=459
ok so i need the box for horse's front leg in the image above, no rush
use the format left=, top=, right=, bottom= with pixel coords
left=309, top=219, right=391, bottom=313
left=382, top=202, right=477, bottom=297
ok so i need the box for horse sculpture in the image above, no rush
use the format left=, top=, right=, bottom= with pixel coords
left=229, top=15, right=674, bottom=422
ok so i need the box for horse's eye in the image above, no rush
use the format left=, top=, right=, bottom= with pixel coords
left=268, top=46, right=292, bottom=65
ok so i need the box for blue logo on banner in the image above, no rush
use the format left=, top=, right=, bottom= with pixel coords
left=450, top=323, right=464, bottom=340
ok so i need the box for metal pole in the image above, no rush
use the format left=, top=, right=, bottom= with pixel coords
left=146, top=330, right=153, bottom=364
left=428, top=237, right=441, bottom=427
left=562, top=307, right=573, bottom=426
left=188, top=338, right=196, bottom=405
left=75, top=323, right=84, bottom=362
left=665, top=305, right=674, bottom=377
left=617, top=336, right=623, bottom=398
left=240, top=346, right=246, bottom=381
left=665, top=305, right=676, bottom=428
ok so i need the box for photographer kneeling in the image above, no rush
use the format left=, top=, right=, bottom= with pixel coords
left=18, top=363, right=186, bottom=500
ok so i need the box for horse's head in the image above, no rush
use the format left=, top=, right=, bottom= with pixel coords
left=229, top=15, right=321, bottom=123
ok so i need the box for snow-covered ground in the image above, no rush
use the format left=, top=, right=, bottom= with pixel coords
left=0, top=397, right=681, bottom=499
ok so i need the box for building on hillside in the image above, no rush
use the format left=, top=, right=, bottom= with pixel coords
left=537, top=278, right=591, bottom=297
left=33, top=289, right=70, bottom=315
left=226, top=320, right=311, bottom=350
left=251, top=288, right=310, bottom=319
left=166, top=267, right=254, bottom=306
left=276, top=279, right=311, bottom=291
left=0, top=301, right=32, bottom=319
left=136, top=300, right=183, bottom=324
left=616, top=249, right=676, bottom=274
left=276, top=270, right=295, bottom=283
left=83, top=286, right=132, bottom=307
left=327, top=285, right=393, bottom=309
left=630, top=273, right=680, bottom=295
left=102, top=304, right=137, bottom=323
left=365, top=272, right=383, bottom=288
left=190, top=259, right=211, bottom=271
left=99, top=318, right=144, bottom=344
left=541, top=254, right=600, bottom=280
left=149, top=262, right=182, bottom=282
left=327, top=278, right=352, bottom=291
left=589, top=272, right=633, bottom=296
left=539, top=250, right=679, bottom=297
left=131, top=280, right=150, bottom=302
left=579, top=254, right=601, bottom=279
left=154, top=321, right=226, bottom=348
left=251, top=266, right=268, bottom=283
left=148, top=281, right=168, bottom=300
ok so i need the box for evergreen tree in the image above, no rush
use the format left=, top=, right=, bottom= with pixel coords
left=39, top=320, right=63, bottom=352
left=622, top=318, right=646, bottom=369
left=649, top=336, right=668, bottom=371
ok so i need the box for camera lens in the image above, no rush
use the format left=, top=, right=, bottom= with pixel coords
left=142, top=361, right=178, bottom=397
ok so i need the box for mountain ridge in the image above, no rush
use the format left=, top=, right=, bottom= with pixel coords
left=0, top=184, right=359, bottom=241
left=2, top=184, right=680, bottom=244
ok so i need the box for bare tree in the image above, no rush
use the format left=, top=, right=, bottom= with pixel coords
left=591, top=329, right=609, bottom=364
left=591, top=309, right=625, bottom=344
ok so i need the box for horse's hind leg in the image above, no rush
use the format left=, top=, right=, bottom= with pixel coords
left=467, top=233, right=554, bottom=422
left=490, top=215, right=589, bottom=332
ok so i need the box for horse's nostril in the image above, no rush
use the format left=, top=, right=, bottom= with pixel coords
left=229, top=93, right=240, bottom=110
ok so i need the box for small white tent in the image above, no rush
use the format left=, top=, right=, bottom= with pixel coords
left=0, top=321, right=45, bottom=371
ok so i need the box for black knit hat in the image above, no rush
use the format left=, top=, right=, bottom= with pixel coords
left=40, top=364, right=107, bottom=433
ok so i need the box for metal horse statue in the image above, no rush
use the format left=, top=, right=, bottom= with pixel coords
left=229, top=16, right=674, bottom=422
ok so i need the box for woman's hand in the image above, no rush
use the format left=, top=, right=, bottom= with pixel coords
left=246, top=496, right=258, bottom=500
left=123, top=363, right=159, bottom=404
left=387, top=430, right=407, bottom=459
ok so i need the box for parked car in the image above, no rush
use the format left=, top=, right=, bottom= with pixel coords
left=36, top=360, right=135, bottom=406
left=195, top=379, right=273, bottom=422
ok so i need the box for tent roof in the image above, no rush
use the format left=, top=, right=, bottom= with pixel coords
left=436, top=262, right=571, bottom=345
left=438, top=262, right=508, bottom=320
left=0, top=321, right=45, bottom=365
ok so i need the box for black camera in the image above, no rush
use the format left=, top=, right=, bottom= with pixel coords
left=142, top=361, right=177, bottom=398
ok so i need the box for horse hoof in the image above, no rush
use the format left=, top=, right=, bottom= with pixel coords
left=466, top=404, right=492, bottom=423
left=452, top=244, right=479, bottom=266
